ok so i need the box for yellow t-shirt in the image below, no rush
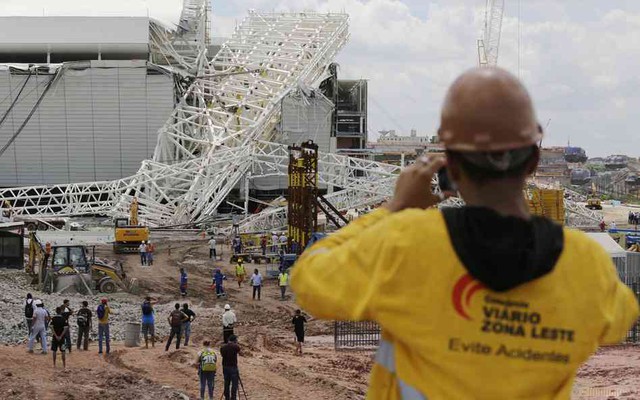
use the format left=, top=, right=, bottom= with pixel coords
left=291, top=208, right=639, bottom=400
left=98, top=304, right=111, bottom=325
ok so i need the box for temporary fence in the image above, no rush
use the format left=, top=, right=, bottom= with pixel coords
left=626, top=280, right=640, bottom=343
left=614, top=252, right=640, bottom=343
left=334, top=321, right=380, bottom=350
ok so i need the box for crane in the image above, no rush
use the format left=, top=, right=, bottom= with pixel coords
left=477, top=0, right=505, bottom=67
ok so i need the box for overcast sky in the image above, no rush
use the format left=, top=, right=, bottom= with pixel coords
left=3, top=0, right=640, bottom=157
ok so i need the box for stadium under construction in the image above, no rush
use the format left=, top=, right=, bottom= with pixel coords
left=0, top=1, right=602, bottom=235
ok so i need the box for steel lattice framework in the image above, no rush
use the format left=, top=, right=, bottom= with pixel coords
left=0, top=11, right=355, bottom=226
left=478, top=0, right=505, bottom=67
left=149, top=0, right=211, bottom=74
left=0, top=9, right=600, bottom=232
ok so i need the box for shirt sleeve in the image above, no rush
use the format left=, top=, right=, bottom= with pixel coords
left=291, top=208, right=402, bottom=321
left=597, top=247, right=640, bottom=345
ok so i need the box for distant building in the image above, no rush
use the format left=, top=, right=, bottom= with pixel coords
left=536, top=147, right=570, bottom=186
left=367, top=130, right=441, bottom=165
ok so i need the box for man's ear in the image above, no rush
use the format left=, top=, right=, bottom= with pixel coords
left=526, top=147, right=540, bottom=176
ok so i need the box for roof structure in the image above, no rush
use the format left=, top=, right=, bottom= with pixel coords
left=0, top=17, right=149, bottom=62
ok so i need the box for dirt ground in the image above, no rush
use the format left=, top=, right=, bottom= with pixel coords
left=573, top=346, right=640, bottom=399
left=1, top=238, right=638, bottom=399
left=0, top=240, right=372, bottom=400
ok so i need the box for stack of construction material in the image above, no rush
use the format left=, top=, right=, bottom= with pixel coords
left=526, top=189, right=565, bottom=225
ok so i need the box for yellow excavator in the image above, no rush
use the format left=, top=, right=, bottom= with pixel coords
left=113, top=197, right=149, bottom=254
left=586, top=182, right=602, bottom=210
left=27, top=232, right=136, bottom=294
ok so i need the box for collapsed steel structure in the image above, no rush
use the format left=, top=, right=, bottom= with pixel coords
left=0, top=6, right=602, bottom=231
left=0, top=11, right=376, bottom=227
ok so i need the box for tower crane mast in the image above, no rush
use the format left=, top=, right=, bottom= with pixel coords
left=478, top=0, right=505, bottom=67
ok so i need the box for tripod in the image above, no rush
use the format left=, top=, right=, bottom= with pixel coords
left=219, top=371, right=249, bottom=400
left=238, top=374, right=249, bottom=400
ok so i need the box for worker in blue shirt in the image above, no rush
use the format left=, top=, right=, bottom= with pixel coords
left=180, top=268, right=188, bottom=297
left=213, top=268, right=226, bottom=298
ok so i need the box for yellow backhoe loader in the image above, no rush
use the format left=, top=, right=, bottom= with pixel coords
left=28, top=232, right=138, bottom=294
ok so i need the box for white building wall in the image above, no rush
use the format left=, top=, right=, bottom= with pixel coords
left=251, top=91, right=333, bottom=191
left=0, top=62, right=174, bottom=186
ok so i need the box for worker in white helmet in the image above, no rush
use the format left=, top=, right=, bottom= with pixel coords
left=138, top=241, right=147, bottom=266
left=221, top=304, right=236, bottom=344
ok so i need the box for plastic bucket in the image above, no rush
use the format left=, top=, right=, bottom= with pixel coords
left=124, top=322, right=141, bottom=347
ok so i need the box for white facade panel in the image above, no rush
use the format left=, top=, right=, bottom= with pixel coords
left=0, top=72, right=19, bottom=183
left=251, top=92, right=333, bottom=191
left=0, top=63, right=174, bottom=186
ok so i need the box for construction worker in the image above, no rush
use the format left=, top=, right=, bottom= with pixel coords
left=292, top=309, right=307, bottom=355
left=214, top=268, right=226, bottom=298
left=196, top=340, right=217, bottom=400
left=44, top=242, right=51, bottom=266
left=291, top=67, right=640, bottom=399
left=96, top=298, right=112, bottom=355
left=24, top=293, right=34, bottom=337
left=76, top=301, right=92, bottom=351
left=232, top=236, right=242, bottom=255
left=50, top=307, right=68, bottom=369
left=235, top=259, right=246, bottom=288
left=271, top=232, right=278, bottom=253
left=141, top=296, right=155, bottom=349
left=146, top=241, right=155, bottom=266
left=222, top=304, right=236, bottom=344
left=139, top=241, right=147, bottom=266
left=250, top=268, right=262, bottom=301
left=209, top=236, right=217, bottom=259
left=180, top=267, right=188, bottom=297
left=260, top=235, right=267, bottom=255
left=279, top=232, right=288, bottom=253
left=166, top=303, right=188, bottom=351
left=278, top=269, right=289, bottom=301
left=27, top=300, right=49, bottom=354
left=60, top=299, right=74, bottom=353
left=181, top=303, right=196, bottom=346
left=221, top=334, right=241, bottom=400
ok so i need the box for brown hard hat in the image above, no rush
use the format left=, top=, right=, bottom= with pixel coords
left=438, top=67, right=542, bottom=152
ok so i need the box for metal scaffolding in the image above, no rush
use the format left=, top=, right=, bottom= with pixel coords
left=287, top=141, right=319, bottom=254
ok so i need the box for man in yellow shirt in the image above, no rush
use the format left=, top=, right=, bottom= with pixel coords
left=291, top=67, right=639, bottom=399
left=97, top=298, right=111, bottom=355
left=278, top=270, right=289, bottom=301
left=235, top=259, right=246, bottom=288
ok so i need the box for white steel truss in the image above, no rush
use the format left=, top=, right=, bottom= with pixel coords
left=0, top=9, right=599, bottom=232
left=149, top=0, right=211, bottom=74
left=478, top=0, right=505, bottom=67
left=0, top=11, right=351, bottom=227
